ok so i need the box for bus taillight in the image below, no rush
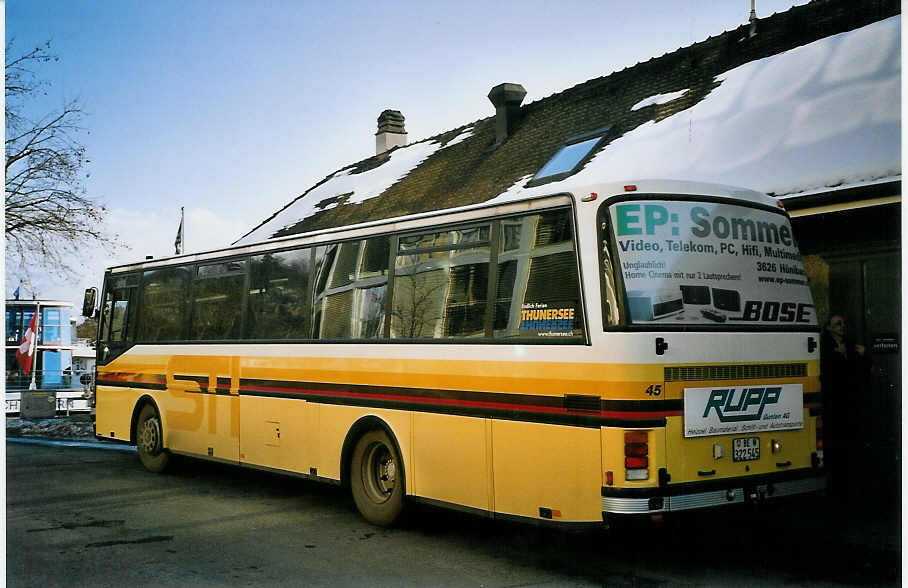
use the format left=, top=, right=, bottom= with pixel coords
left=625, top=431, right=649, bottom=480
left=816, top=416, right=823, bottom=449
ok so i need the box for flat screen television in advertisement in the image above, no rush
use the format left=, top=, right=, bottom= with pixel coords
left=608, top=198, right=816, bottom=327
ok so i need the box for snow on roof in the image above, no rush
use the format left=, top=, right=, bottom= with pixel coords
left=237, top=11, right=899, bottom=247
left=630, top=89, right=690, bottom=111
left=563, top=15, right=900, bottom=198
left=237, top=127, right=474, bottom=245
left=72, top=345, right=96, bottom=358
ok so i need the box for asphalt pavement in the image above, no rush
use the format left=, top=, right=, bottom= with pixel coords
left=6, top=414, right=902, bottom=576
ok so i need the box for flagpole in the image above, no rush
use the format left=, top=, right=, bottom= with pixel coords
left=28, top=303, right=39, bottom=390
left=175, top=207, right=185, bottom=255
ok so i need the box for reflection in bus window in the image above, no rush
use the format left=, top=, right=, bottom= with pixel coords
left=320, top=288, right=354, bottom=339
left=329, top=242, right=360, bottom=290
left=109, top=300, right=128, bottom=341
left=314, top=237, right=390, bottom=340
left=192, top=261, right=246, bottom=340
left=101, top=281, right=137, bottom=344
left=494, top=210, right=583, bottom=339
left=139, top=266, right=191, bottom=341
left=356, top=285, right=387, bottom=338
left=399, top=226, right=490, bottom=252
left=247, top=250, right=311, bottom=339
left=392, top=242, right=490, bottom=339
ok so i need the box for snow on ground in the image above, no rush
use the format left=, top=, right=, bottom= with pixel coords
left=630, top=89, right=690, bottom=111
left=237, top=127, right=475, bottom=244
left=7, top=417, right=95, bottom=439
left=561, top=15, right=900, bottom=198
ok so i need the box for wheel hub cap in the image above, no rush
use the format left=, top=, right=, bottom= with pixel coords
left=140, top=418, right=161, bottom=456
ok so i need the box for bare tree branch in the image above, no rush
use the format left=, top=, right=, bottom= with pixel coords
left=5, top=39, right=118, bottom=285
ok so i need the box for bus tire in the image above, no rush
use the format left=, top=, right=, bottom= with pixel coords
left=350, top=429, right=404, bottom=527
left=136, top=403, right=170, bottom=473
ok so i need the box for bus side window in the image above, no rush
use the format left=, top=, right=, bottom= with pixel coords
left=313, top=237, right=390, bottom=340
left=192, top=260, right=246, bottom=341
left=247, top=249, right=312, bottom=340
left=138, top=266, right=191, bottom=342
left=355, top=237, right=390, bottom=339
left=108, top=296, right=129, bottom=341
left=391, top=225, right=491, bottom=339
left=494, top=209, right=584, bottom=339
left=317, top=241, right=359, bottom=339
left=597, top=213, right=621, bottom=327
left=99, top=274, right=139, bottom=362
left=100, top=290, right=114, bottom=342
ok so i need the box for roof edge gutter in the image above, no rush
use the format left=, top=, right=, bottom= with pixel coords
left=780, top=179, right=901, bottom=216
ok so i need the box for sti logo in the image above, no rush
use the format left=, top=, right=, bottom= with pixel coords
left=702, top=387, right=781, bottom=422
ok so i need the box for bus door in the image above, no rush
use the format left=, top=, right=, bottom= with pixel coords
left=98, top=273, right=140, bottom=364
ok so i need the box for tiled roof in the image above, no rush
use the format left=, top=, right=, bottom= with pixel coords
left=237, top=0, right=900, bottom=245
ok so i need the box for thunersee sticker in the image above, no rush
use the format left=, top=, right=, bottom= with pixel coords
left=609, top=200, right=816, bottom=326
left=683, top=384, right=804, bottom=438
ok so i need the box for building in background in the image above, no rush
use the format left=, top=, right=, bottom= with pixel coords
left=71, top=344, right=96, bottom=375
left=5, top=299, right=92, bottom=414
left=235, top=0, right=899, bottom=474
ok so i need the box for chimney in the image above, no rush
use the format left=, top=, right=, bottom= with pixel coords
left=748, top=0, right=757, bottom=37
left=376, top=110, right=407, bottom=155
left=488, top=83, right=526, bottom=145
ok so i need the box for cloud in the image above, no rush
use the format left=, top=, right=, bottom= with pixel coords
left=5, top=207, right=247, bottom=312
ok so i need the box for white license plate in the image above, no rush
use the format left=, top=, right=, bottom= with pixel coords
left=733, top=437, right=760, bottom=462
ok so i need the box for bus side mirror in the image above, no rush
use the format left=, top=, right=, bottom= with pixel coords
left=82, top=287, right=98, bottom=318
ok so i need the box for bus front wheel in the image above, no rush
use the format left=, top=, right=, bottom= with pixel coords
left=350, top=429, right=404, bottom=526
left=136, top=404, right=170, bottom=473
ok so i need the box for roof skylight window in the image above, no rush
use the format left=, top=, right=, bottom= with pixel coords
left=528, top=129, right=608, bottom=187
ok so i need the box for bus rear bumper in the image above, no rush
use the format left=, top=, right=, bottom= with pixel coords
left=601, top=471, right=826, bottom=515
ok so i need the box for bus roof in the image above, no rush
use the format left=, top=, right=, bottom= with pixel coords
left=107, top=178, right=781, bottom=274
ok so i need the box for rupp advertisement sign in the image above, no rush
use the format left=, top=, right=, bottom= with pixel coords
left=683, top=384, right=804, bottom=438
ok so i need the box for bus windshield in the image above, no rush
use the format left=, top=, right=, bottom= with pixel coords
left=606, top=197, right=816, bottom=327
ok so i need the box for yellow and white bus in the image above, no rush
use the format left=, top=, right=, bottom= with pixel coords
left=87, top=179, right=825, bottom=527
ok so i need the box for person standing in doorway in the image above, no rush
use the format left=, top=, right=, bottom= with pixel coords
left=820, top=313, right=865, bottom=498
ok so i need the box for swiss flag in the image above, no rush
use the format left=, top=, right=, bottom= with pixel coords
left=16, top=312, right=38, bottom=376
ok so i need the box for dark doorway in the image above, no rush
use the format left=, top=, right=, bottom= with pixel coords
left=793, top=201, right=900, bottom=500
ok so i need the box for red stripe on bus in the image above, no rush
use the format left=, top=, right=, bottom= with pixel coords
left=240, top=384, right=681, bottom=419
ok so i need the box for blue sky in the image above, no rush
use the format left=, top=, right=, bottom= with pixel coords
left=5, top=0, right=808, bottom=302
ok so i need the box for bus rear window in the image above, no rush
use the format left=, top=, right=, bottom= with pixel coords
left=604, top=198, right=816, bottom=328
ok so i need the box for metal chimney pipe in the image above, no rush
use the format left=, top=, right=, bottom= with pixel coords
left=488, top=83, right=527, bottom=145
left=749, top=0, right=758, bottom=37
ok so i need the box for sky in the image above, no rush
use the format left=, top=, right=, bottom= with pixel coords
left=4, top=0, right=810, bottom=305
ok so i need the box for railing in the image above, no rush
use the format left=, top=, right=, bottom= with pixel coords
left=5, top=369, right=94, bottom=415
left=5, top=369, right=93, bottom=392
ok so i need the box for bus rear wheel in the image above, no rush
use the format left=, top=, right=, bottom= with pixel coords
left=136, top=404, right=170, bottom=473
left=350, top=429, right=404, bottom=526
